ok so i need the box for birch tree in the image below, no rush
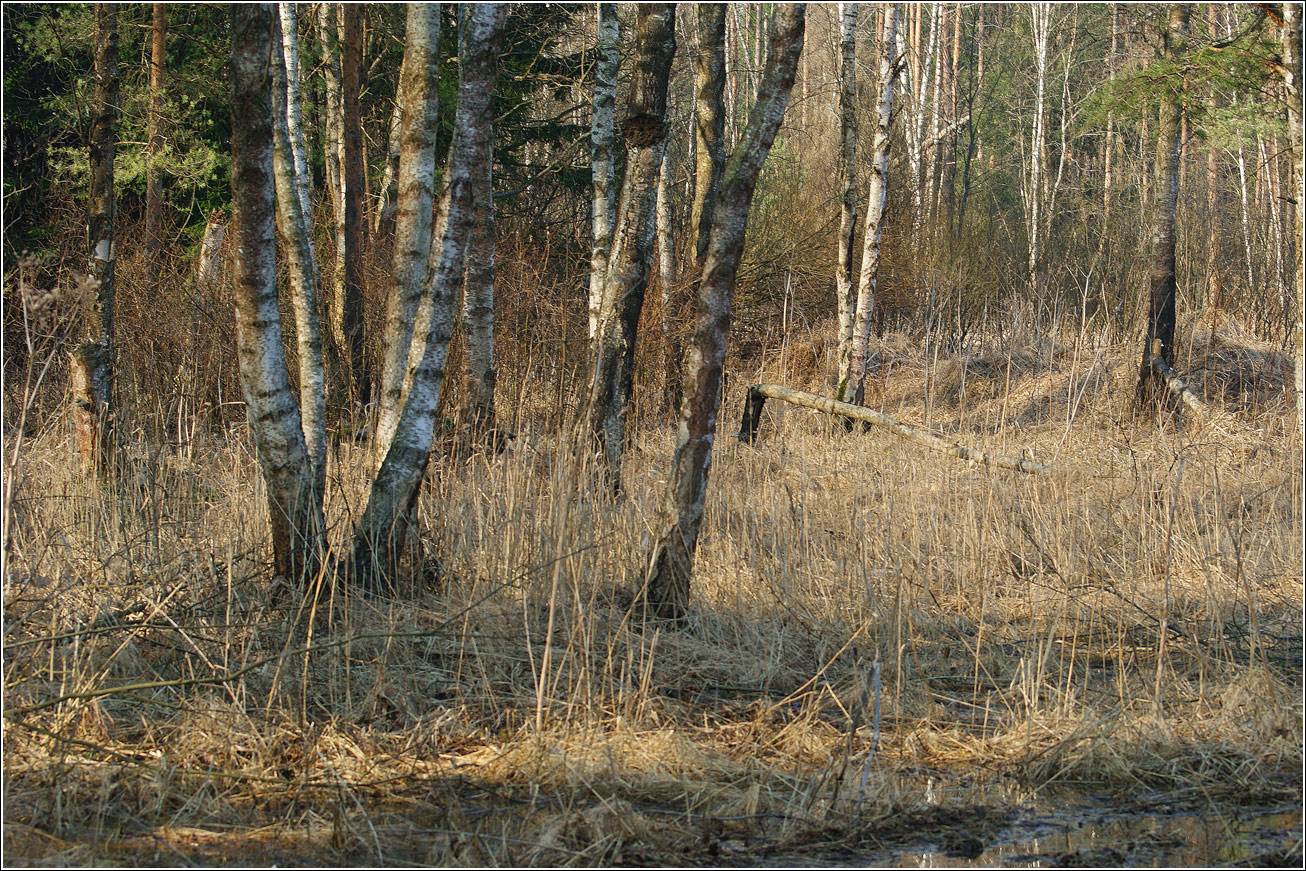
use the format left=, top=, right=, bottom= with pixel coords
left=690, top=4, right=727, bottom=270
left=279, top=4, right=314, bottom=239
left=840, top=2, right=899, bottom=406
left=1026, top=2, right=1051, bottom=294
left=587, top=3, right=677, bottom=493
left=349, top=4, right=507, bottom=586
left=375, top=4, right=441, bottom=465
left=834, top=2, right=859, bottom=397
left=460, top=6, right=499, bottom=433
left=642, top=3, right=807, bottom=621
left=588, top=3, right=619, bottom=340
left=271, top=9, right=327, bottom=496
left=230, top=2, right=324, bottom=585
left=1137, top=3, right=1190, bottom=407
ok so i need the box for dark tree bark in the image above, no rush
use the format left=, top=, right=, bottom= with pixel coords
left=460, top=42, right=498, bottom=435
left=1137, top=3, right=1190, bottom=408
left=642, top=4, right=807, bottom=621
left=834, top=2, right=859, bottom=397
left=145, top=3, right=167, bottom=277
left=79, top=3, right=119, bottom=475
left=230, top=2, right=324, bottom=586
left=349, top=4, right=507, bottom=587
left=663, top=4, right=725, bottom=421
left=587, top=3, right=677, bottom=493
left=339, top=4, right=371, bottom=409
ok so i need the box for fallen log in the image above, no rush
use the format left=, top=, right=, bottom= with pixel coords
left=737, top=383, right=1047, bottom=475
left=1149, top=355, right=1211, bottom=419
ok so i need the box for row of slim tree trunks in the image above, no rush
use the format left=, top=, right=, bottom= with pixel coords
left=73, top=3, right=1304, bottom=621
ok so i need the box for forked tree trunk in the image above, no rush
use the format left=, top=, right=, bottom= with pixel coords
left=1137, top=4, right=1189, bottom=408
left=834, top=3, right=859, bottom=396
left=587, top=3, right=677, bottom=493
left=349, top=4, right=507, bottom=587
left=271, top=10, right=327, bottom=495
left=588, top=3, right=620, bottom=341
left=230, top=2, right=324, bottom=586
left=145, top=3, right=167, bottom=277
left=842, top=2, right=899, bottom=406
left=338, top=5, right=371, bottom=409
left=84, top=3, right=118, bottom=471
left=375, top=4, right=441, bottom=463
left=642, top=4, right=806, bottom=621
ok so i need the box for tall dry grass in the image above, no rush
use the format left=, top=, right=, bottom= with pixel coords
left=3, top=313, right=1301, bottom=865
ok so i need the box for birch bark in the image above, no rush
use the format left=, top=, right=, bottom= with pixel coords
left=1282, top=2, right=1303, bottom=446
left=271, top=10, right=327, bottom=495
left=588, top=4, right=620, bottom=341
left=375, top=4, right=441, bottom=464
left=1026, top=2, right=1050, bottom=294
left=642, top=4, right=807, bottom=621
left=349, top=4, right=507, bottom=586
left=461, top=26, right=499, bottom=434
left=842, top=2, right=899, bottom=406
left=230, top=2, right=324, bottom=585
left=587, top=3, right=677, bottom=493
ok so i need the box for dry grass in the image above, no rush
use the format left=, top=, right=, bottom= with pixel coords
left=3, top=323, right=1301, bottom=866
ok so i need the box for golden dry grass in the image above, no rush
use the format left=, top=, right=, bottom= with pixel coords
left=3, top=325, right=1301, bottom=866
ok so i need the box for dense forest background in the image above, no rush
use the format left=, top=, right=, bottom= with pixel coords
left=4, top=3, right=1297, bottom=418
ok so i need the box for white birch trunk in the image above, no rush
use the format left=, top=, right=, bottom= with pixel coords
left=1027, top=2, right=1050, bottom=293
left=842, top=2, right=899, bottom=406
left=278, top=3, right=314, bottom=232
left=350, top=4, right=507, bottom=586
left=375, top=4, right=441, bottom=464
left=589, top=3, right=620, bottom=340
left=271, top=10, right=326, bottom=494
left=1283, top=2, right=1303, bottom=448
left=230, top=2, right=323, bottom=585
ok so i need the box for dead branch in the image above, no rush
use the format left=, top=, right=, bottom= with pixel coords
left=737, top=383, right=1048, bottom=474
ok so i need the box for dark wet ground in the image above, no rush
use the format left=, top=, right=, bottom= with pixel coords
left=740, top=793, right=1302, bottom=868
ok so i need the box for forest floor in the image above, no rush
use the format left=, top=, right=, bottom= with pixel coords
left=3, top=327, right=1302, bottom=867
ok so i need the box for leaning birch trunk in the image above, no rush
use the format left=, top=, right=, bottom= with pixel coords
left=1136, top=4, right=1189, bottom=408
left=588, top=3, right=620, bottom=341
left=587, top=3, right=677, bottom=493
left=1283, top=3, right=1303, bottom=450
left=349, top=4, right=506, bottom=587
left=834, top=2, right=859, bottom=396
left=667, top=3, right=727, bottom=417
left=375, top=4, right=441, bottom=464
left=271, top=10, right=327, bottom=496
left=230, top=2, right=323, bottom=586
left=278, top=4, right=314, bottom=230
left=86, top=2, right=118, bottom=454
left=642, top=4, right=806, bottom=621
left=842, top=3, right=899, bottom=406
left=460, top=72, right=498, bottom=434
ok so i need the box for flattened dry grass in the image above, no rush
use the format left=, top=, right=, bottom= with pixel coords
left=3, top=327, right=1301, bottom=865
